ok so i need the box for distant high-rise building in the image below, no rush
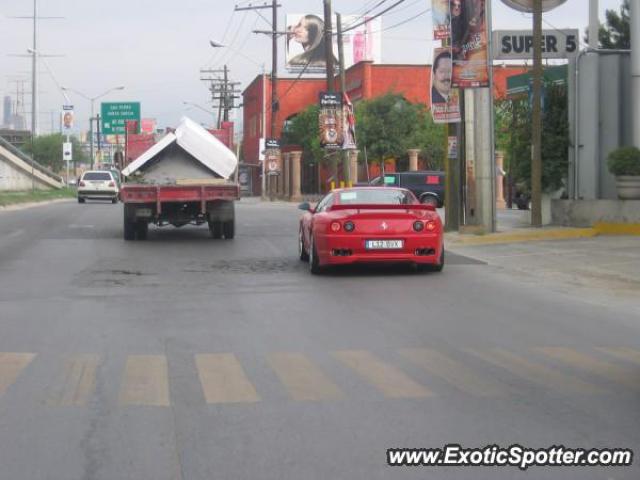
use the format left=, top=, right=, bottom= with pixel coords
left=2, top=96, right=11, bottom=127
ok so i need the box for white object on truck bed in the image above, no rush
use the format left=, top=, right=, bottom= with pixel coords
left=122, top=116, right=237, bottom=182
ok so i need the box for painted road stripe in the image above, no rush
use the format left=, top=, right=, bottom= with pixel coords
left=333, top=350, right=432, bottom=398
left=0, top=353, right=35, bottom=396
left=196, top=354, right=260, bottom=404
left=49, top=354, right=100, bottom=406
left=535, top=347, right=640, bottom=392
left=267, top=353, right=343, bottom=401
left=399, top=348, right=509, bottom=397
left=465, top=349, right=605, bottom=395
left=597, top=347, right=640, bottom=365
left=119, top=355, right=170, bottom=407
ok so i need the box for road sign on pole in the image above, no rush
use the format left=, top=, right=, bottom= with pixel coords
left=101, top=102, right=140, bottom=135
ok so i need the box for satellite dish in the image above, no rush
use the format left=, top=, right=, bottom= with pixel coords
left=500, top=0, right=568, bottom=12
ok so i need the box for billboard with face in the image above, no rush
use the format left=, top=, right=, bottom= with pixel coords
left=285, top=14, right=382, bottom=73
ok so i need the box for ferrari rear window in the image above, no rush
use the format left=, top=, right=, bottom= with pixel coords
left=338, top=189, right=412, bottom=205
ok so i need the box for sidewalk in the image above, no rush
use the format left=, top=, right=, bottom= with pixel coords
left=446, top=208, right=640, bottom=246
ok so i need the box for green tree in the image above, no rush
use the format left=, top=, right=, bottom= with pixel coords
left=599, top=0, right=630, bottom=49
left=281, top=104, right=324, bottom=167
left=355, top=93, right=446, bottom=169
left=510, top=84, right=569, bottom=193
left=22, top=134, right=88, bottom=173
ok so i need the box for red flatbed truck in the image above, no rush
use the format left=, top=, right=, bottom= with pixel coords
left=120, top=117, right=240, bottom=241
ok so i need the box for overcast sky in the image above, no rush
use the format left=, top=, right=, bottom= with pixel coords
left=0, top=0, right=623, bottom=134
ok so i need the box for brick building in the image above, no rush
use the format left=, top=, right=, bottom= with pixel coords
left=242, top=61, right=528, bottom=195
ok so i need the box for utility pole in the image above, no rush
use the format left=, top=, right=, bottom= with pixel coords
left=337, top=13, right=350, bottom=186
left=200, top=67, right=240, bottom=128
left=323, top=0, right=335, bottom=93
left=31, top=0, right=37, bottom=139
left=240, top=1, right=283, bottom=199
left=531, top=0, right=543, bottom=227
left=271, top=0, right=279, bottom=138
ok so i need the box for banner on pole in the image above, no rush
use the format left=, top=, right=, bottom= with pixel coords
left=265, top=138, right=282, bottom=175
left=62, top=105, right=74, bottom=130
left=431, top=47, right=461, bottom=124
left=319, top=92, right=344, bottom=149
left=450, top=0, right=489, bottom=88
left=342, top=92, right=357, bottom=150
left=63, top=142, right=72, bottom=161
left=432, top=0, right=451, bottom=40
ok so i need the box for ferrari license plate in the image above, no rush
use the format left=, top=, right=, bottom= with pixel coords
left=365, top=239, right=404, bottom=250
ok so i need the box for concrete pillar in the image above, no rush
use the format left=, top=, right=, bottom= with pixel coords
left=408, top=149, right=420, bottom=171
left=348, top=149, right=359, bottom=185
left=283, top=153, right=291, bottom=199
left=290, top=150, right=303, bottom=201
left=631, top=0, right=640, bottom=147
left=495, top=151, right=506, bottom=209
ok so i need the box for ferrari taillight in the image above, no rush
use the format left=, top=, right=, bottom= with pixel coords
left=413, top=221, right=424, bottom=232
left=425, top=221, right=437, bottom=231
left=344, top=221, right=355, bottom=232
left=330, top=221, right=341, bottom=232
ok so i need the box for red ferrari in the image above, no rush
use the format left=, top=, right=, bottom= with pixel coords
left=298, top=187, right=444, bottom=274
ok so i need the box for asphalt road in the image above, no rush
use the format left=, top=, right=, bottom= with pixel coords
left=0, top=198, right=639, bottom=480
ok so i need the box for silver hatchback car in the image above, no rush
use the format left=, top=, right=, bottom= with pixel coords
left=77, top=170, right=119, bottom=204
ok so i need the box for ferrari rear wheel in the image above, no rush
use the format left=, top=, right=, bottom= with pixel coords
left=299, top=228, right=309, bottom=261
left=309, top=235, right=322, bottom=274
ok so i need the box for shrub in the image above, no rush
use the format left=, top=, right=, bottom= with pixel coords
left=607, top=146, right=640, bottom=176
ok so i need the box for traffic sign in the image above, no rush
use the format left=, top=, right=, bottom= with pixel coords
left=101, top=102, right=141, bottom=135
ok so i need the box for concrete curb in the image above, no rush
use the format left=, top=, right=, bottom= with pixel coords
left=0, top=198, right=74, bottom=213
left=593, top=222, right=640, bottom=236
left=445, top=227, right=598, bottom=246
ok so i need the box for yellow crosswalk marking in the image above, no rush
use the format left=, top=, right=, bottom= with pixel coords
left=49, top=354, right=100, bottom=406
left=399, top=348, right=509, bottom=397
left=333, top=350, right=432, bottom=398
left=195, top=354, right=260, bottom=404
left=119, top=355, right=170, bottom=406
left=535, top=347, right=640, bottom=392
left=267, top=353, right=343, bottom=401
left=0, top=353, right=35, bottom=396
left=465, top=348, right=606, bottom=395
left=597, top=347, right=640, bottom=365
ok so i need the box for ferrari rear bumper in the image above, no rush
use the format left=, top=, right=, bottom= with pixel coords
left=316, top=233, right=443, bottom=266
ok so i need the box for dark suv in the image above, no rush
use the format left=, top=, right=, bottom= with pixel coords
left=370, top=171, right=445, bottom=207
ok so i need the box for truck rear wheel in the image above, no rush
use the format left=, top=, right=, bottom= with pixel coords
left=136, top=221, right=148, bottom=240
left=124, top=209, right=135, bottom=241
left=223, top=219, right=235, bottom=239
left=208, top=221, right=222, bottom=239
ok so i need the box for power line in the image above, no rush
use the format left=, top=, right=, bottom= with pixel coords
left=343, top=0, right=406, bottom=33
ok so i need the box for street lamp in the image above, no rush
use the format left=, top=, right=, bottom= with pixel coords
left=209, top=40, right=267, bottom=198
left=61, top=85, right=125, bottom=169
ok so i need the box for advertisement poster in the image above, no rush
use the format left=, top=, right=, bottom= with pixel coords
left=430, top=48, right=461, bottom=124
left=450, top=0, right=489, bottom=88
left=286, top=14, right=382, bottom=72
left=265, top=138, right=282, bottom=175
left=62, top=105, right=74, bottom=130
left=319, top=92, right=344, bottom=148
left=432, top=0, right=451, bottom=40
left=342, top=92, right=357, bottom=150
